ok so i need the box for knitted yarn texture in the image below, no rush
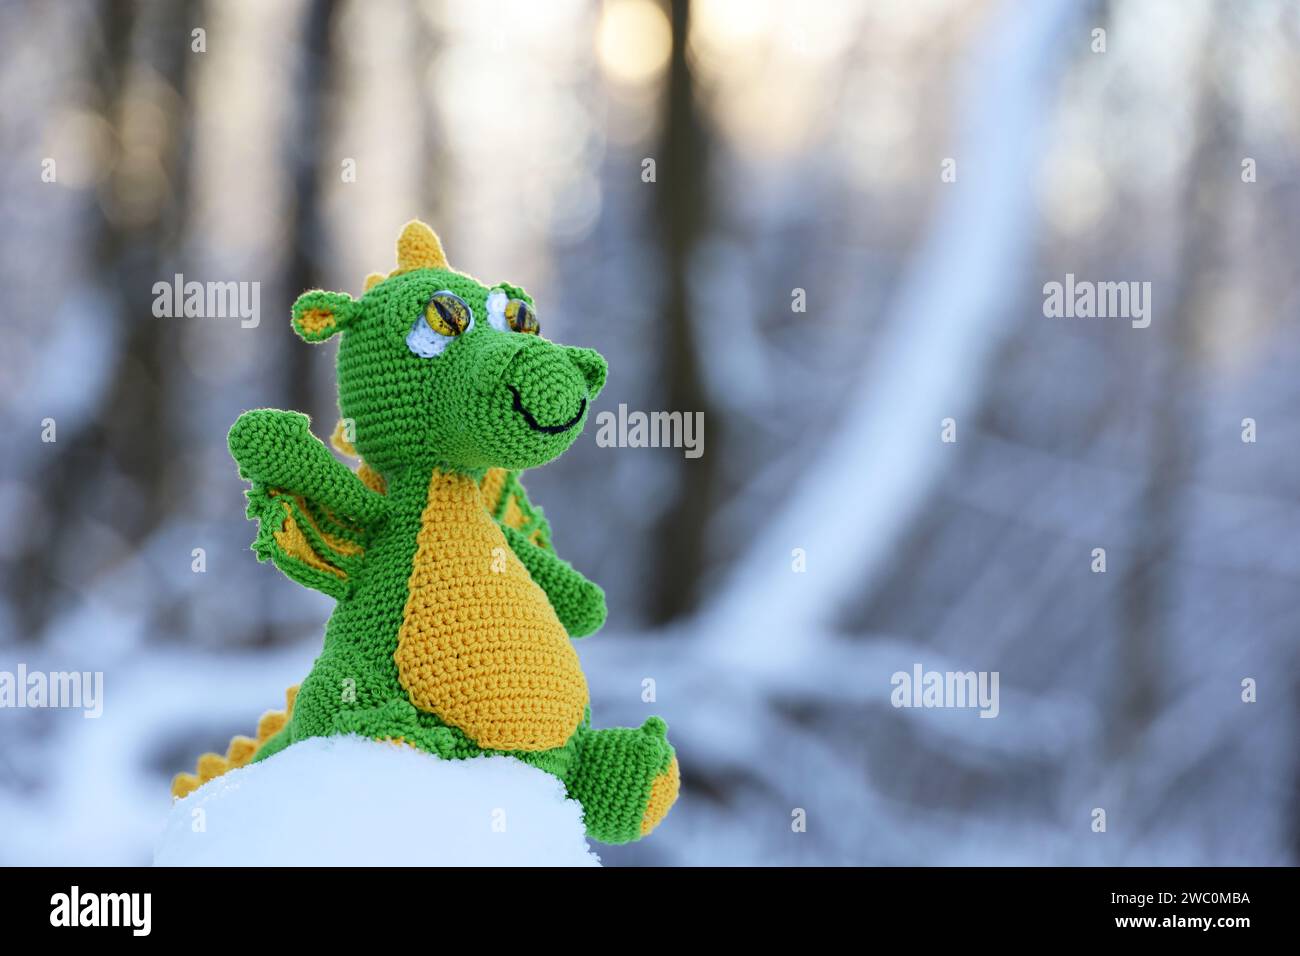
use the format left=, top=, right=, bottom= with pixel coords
left=172, top=221, right=677, bottom=845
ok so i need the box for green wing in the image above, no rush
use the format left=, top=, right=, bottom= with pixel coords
left=244, top=484, right=369, bottom=598
left=480, top=467, right=553, bottom=548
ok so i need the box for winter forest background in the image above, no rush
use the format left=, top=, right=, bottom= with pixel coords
left=2, top=0, right=1299, bottom=866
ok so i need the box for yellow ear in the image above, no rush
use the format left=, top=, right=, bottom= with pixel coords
left=395, top=220, right=448, bottom=272
left=291, top=290, right=357, bottom=342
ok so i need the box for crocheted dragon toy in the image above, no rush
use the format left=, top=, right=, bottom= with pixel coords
left=172, top=221, right=678, bottom=845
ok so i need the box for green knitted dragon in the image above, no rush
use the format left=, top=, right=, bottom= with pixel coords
left=173, top=220, right=678, bottom=845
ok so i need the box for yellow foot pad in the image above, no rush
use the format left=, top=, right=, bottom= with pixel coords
left=640, top=755, right=680, bottom=838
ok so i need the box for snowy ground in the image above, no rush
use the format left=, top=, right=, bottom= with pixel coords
left=154, top=736, right=600, bottom=866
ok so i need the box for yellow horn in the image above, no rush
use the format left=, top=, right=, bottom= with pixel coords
left=395, top=219, right=448, bottom=272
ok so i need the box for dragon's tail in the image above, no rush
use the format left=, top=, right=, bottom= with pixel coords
left=170, top=685, right=299, bottom=799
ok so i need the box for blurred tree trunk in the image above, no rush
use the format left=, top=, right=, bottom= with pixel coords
left=283, top=0, right=340, bottom=423
left=237, top=0, right=341, bottom=650
left=11, top=0, right=200, bottom=639
left=1112, top=18, right=1233, bottom=756
left=412, top=4, right=446, bottom=230
left=647, top=0, right=716, bottom=624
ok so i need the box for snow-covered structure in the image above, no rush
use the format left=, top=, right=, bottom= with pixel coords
left=155, top=736, right=600, bottom=867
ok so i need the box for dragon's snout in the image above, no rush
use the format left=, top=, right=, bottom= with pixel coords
left=491, top=339, right=606, bottom=436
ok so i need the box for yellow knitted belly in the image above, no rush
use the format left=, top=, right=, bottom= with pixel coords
left=394, top=469, right=588, bottom=751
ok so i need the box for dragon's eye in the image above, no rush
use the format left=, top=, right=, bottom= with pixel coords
left=424, top=291, right=472, bottom=336
left=408, top=290, right=474, bottom=358
left=505, top=298, right=539, bottom=335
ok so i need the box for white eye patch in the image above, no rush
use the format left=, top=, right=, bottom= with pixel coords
left=486, top=289, right=510, bottom=332
left=407, top=312, right=473, bottom=358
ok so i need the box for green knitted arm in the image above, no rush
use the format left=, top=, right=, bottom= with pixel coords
left=501, top=524, right=607, bottom=638
left=229, top=409, right=387, bottom=524
left=229, top=408, right=388, bottom=598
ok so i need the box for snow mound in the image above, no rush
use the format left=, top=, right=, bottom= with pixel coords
left=154, top=735, right=600, bottom=866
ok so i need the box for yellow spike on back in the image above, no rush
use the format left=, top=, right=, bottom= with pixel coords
left=197, top=753, right=228, bottom=782
left=256, top=710, right=287, bottom=743
left=171, top=772, right=201, bottom=799
left=363, top=271, right=385, bottom=292
left=169, top=685, right=301, bottom=800
left=394, top=219, right=448, bottom=273
left=225, top=735, right=258, bottom=768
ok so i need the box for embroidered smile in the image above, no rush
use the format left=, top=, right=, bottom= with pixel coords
left=507, top=385, right=586, bottom=434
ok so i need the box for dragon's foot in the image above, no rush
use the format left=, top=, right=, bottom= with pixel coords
left=641, top=754, right=680, bottom=837
left=569, top=717, right=679, bottom=844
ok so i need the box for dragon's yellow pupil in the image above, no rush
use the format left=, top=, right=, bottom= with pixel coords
left=506, top=299, right=539, bottom=335
left=425, top=293, right=470, bottom=336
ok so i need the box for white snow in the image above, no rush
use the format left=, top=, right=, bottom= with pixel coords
left=153, top=735, right=600, bottom=867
